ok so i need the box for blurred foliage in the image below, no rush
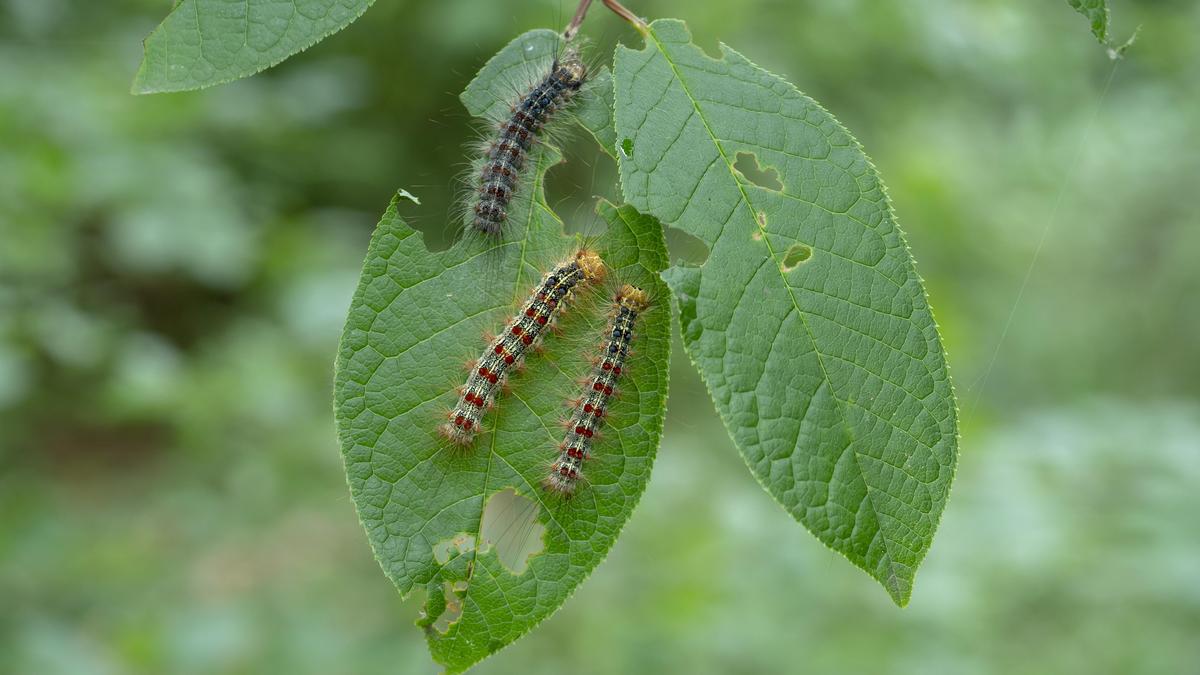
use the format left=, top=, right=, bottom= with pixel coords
left=1, top=0, right=1198, bottom=673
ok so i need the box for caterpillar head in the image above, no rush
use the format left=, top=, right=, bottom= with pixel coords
left=575, top=250, right=606, bottom=285
left=558, top=50, right=587, bottom=90
left=615, top=284, right=650, bottom=312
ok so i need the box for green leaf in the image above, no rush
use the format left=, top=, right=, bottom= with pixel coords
left=1067, top=0, right=1111, bottom=43
left=334, top=30, right=670, bottom=673
left=132, top=0, right=376, bottom=94
left=613, top=19, right=957, bottom=606
left=1065, top=0, right=1139, bottom=59
left=575, top=68, right=618, bottom=158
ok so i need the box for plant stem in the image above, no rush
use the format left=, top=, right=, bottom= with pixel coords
left=601, top=0, right=649, bottom=34
left=563, top=0, right=593, bottom=41
left=563, top=0, right=648, bottom=41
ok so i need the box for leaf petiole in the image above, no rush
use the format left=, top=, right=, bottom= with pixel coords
left=564, top=0, right=648, bottom=41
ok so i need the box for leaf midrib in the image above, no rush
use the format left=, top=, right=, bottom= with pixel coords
left=643, top=24, right=905, bottom=597
left=463, top=147, right=559, bottom=633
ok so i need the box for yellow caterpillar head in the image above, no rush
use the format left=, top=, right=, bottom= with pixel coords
left=575, top=250, right=606, bottom=284
left=616, top=285, right=650, bottom=312
left=558, top=50, right=587, bottom=89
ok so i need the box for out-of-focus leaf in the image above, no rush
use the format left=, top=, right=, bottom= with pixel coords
left=1067, top=0, right=1112, bottom=43
left=1066, top=0, right=1139, bottom=59
left=132, top=0, right=377, bottom=94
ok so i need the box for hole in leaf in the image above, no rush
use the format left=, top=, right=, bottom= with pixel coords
left=424, top=531, right=475, bottom=633
left=431, top=581, right=464, bottom=633
left=734, top=151, right=783, bottom=192
left=417, top=578, right=460, bottom=635
left=432, top=532, right=475, bottom=564
left=782, top=243, right=812, bottom=271
left=620, top=138, right=634, bottom=157
left=665, top=226, right=710, bottom=267
left=479, top=488, right=544, bottom=575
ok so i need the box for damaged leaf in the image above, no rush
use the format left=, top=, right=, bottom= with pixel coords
left=614, top=19, right=958, bottom=606
left=334, top=31, right=670, bottom=672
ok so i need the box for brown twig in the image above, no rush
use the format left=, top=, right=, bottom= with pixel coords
left=563, top=0, right=648, bottom=42
left=601, top=0, right=648, bottom=34
left=563, top=0, right=594, bottom=41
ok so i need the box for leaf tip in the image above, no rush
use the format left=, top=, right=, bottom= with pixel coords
left=129, top=58, right=158, bottom=96
left=880, top=563, right=915, bottom=607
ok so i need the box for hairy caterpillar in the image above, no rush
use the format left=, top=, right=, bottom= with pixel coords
left=471, top=48, right=588, bottom=238
left=543, top=284, right=650, bottom=496
left=442, top=250, right=606, bottom=446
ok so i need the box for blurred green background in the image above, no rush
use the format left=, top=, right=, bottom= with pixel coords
left=2, top=0, right=1198, bottom=673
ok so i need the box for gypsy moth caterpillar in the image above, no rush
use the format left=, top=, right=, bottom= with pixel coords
left=469, top=47, right=588, bottom=239
left=543, top=284, right=650, bottom=496
left=441, top=249, right=606, bottom=446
